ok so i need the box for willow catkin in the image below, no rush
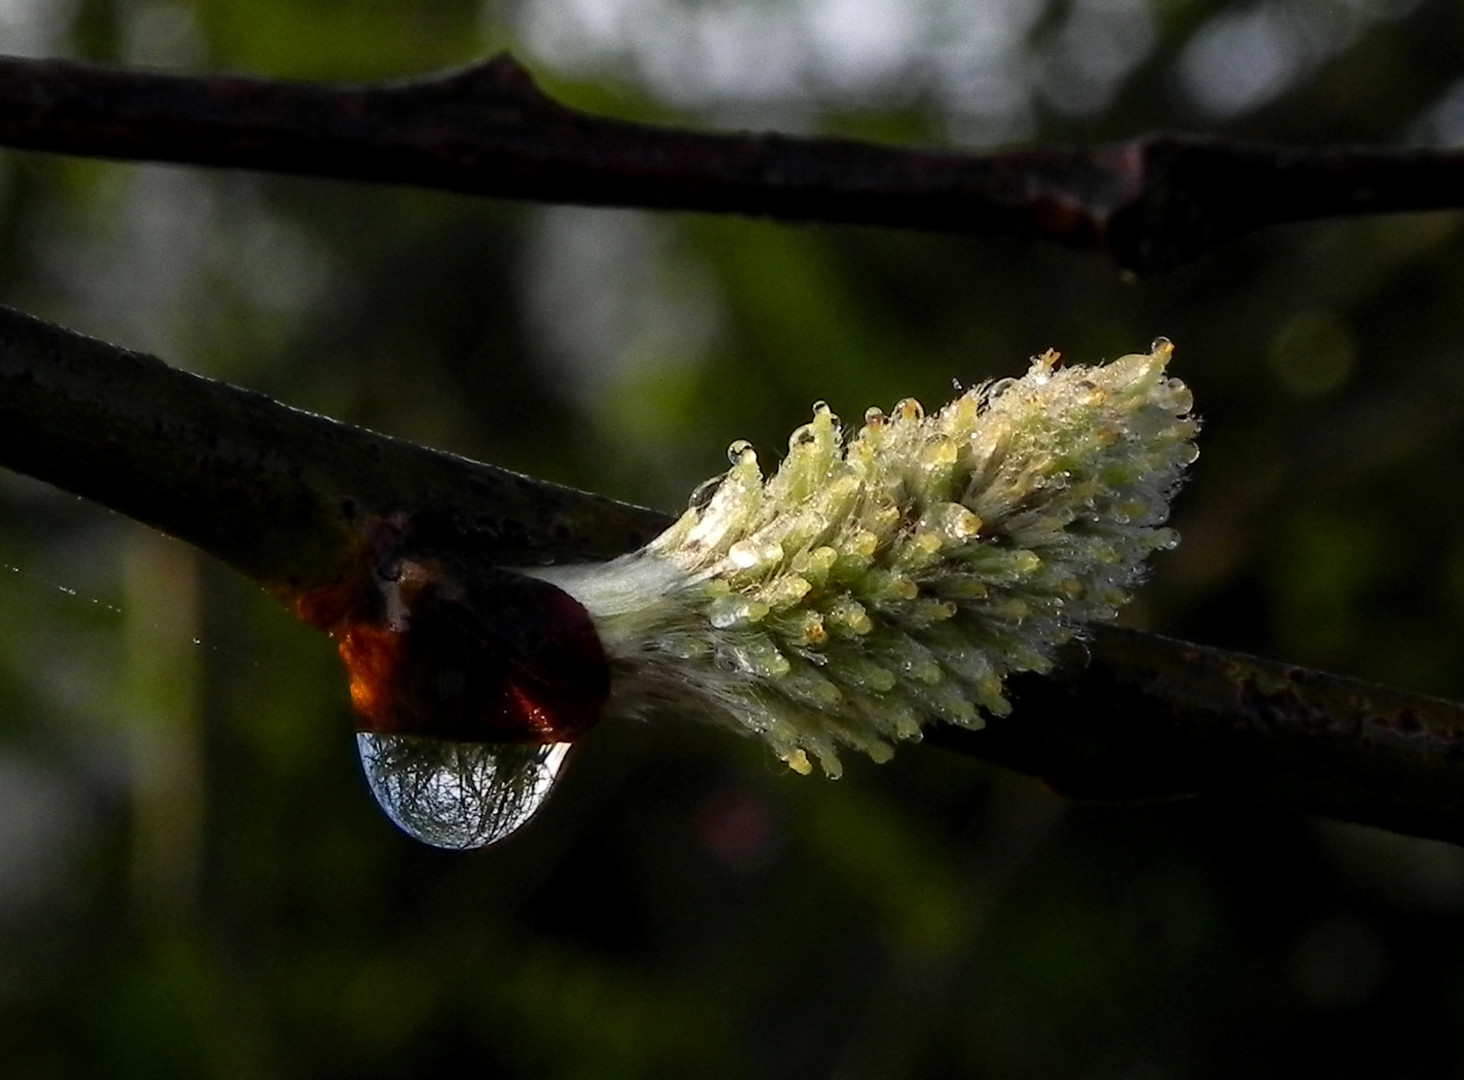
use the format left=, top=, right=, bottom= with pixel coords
left=535, top=341, right=1199, bottom=776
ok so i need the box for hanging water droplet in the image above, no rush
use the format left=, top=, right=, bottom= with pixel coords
left=357, top=733, right=570, bottom=849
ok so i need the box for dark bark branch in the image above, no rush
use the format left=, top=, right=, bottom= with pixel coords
left=937, top=626, right=1464, bottom=846
left=0, top=304, right=667, bottom=597
left=0, top=52, right=1461, bottom=274
left=4, top=303, right=1464, bottom=843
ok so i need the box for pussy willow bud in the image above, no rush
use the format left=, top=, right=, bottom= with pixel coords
left=535, top=341, right=1198, bottom=777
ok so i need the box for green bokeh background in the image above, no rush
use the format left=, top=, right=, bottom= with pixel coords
left=4, top=0, right=1464, bottom=1076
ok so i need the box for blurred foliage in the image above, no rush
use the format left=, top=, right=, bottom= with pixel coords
left=4, top=0, right=1464, bottom=1076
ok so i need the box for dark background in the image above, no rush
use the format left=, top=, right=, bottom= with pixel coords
left=2, top=0, right=1464, bottom=1076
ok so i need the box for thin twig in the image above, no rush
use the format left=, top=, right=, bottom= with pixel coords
left=0, top=52, right=1461, bottom=273
left=4, top=303, right=1464, bottom=842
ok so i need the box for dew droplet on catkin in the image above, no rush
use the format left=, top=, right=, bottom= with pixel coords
left=895, top=397, right=924, bottom=421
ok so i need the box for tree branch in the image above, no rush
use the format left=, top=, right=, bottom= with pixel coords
left=938, top=626, right=1464, bottom=846
left=4, top=303, right=1464, bottom=843
left=0, top=304, right=668, bottom=601
left=0, top=52, right=1461, bottom=274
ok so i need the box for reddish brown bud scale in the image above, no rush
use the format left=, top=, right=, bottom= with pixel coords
left=288, top=517, right=610, bottom=744
left=338, top=556, right=608, bottom=742
left=286, top=544, right=376, bottom=633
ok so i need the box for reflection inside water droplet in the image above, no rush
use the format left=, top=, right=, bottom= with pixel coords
left=356, top=734, right=570, bottom=849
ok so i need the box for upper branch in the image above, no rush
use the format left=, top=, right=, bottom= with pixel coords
left=0, top=52, right=1461, bottom=274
